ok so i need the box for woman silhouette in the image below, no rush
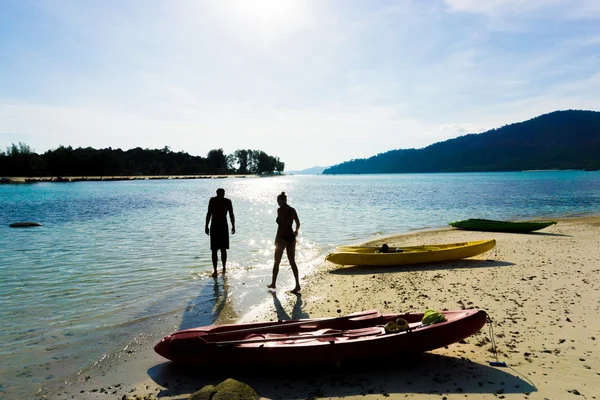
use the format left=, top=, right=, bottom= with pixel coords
left=267, top=192, right=301, bottom=293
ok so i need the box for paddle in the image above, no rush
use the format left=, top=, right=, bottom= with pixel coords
left=214, top=332, right=345, bottom=346
left=212, top=326, right=386, bottom=347
left=198, top=309, right=382, bottom=339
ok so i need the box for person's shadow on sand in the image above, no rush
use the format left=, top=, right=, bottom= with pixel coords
left=148, top=281, right=537, bottom=398
left=270, top=291, right=309, bottom=321
left=178, top=274, right=231, bottom=330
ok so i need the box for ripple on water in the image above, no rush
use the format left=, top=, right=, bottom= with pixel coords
left=1, top=172, right=600, bottom=397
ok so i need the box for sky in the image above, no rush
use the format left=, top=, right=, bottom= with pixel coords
left=1, top=0, right=600, bottom=171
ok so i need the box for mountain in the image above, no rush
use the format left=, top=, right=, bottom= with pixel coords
left=286, top=166, right=328, bottom=175
left=323, top=110, right=600, bottom=174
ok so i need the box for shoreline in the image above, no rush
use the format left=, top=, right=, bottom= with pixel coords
left=1, top=174, right=261, bottom=183
left=38, top=216, right=600, bottom=399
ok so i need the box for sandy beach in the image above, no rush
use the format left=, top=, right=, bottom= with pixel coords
left=38, top=216, right=600, bottom=399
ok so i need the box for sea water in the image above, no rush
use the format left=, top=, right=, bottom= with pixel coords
left=1, top=171, right=599, bottom=397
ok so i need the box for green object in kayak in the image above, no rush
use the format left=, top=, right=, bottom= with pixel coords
left=422, top=309, right=446, bottom=325
left=449, top=219, right=557, bottom=233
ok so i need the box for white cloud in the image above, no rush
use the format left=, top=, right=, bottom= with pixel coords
left=445, top=0, right=600, bottom=19
left=573, top=36, right=600, bottom=46
left=0, top=101, right=491, bottom=169
left=7, top=84, right=598, bottom=171
left=445, top=0, right=559, bottom=16
left=2, top=1, right=600, bottom=169
left=3, top=72, right=600, bottom=169
left=437, top=123, right=490, bottom=137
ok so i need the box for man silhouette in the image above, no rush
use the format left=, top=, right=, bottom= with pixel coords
left=205, top=188, right=235, bottom=277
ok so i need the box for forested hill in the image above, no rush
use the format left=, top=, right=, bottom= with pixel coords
left=0, top=146, right=284, bottom=177
left=323, top=110, right=600, bottom=174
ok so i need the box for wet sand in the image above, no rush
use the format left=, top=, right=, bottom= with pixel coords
left=39, top=216, right=600, bottom=399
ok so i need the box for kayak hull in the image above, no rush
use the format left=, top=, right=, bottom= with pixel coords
left=154, top=309, right=487, bottom=368
left=325, top=239, right=496, bottom=266
left=449, top=219, right=557, bottom=232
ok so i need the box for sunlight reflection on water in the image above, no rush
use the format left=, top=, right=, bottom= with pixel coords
left=1, top=172, right=599, bottom=397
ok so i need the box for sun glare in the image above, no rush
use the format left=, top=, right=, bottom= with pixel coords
left=240, top=0, right=295, bottom=22
left=219, top=0, right=307, bottom=33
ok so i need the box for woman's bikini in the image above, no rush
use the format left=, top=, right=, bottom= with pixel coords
left=276, top=206, right=296, bottom=246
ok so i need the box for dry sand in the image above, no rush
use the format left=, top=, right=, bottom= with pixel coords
left=39, top=216, right=600, bottom=399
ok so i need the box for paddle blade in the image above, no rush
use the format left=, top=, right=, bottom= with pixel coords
left=344, top=309, right=382, bottom=320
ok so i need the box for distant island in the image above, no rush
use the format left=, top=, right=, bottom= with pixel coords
left=0, top=146, right=284, bottom=178
left=324, top=110, right=600, bottom=174
left=286, top=166, right=328, bottom=175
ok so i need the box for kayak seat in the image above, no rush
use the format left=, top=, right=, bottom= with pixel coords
left=395, top=318, right=409, bottom=330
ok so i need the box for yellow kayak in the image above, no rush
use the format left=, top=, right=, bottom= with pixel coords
left=325, top=239, right=496, bottom=266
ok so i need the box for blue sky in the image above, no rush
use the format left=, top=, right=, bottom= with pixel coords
left=1, top=0, right=599, bottom=170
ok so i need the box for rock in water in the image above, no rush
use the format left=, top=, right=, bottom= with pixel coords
left=9, top=222, right=42, bottom=228
left=189, top=378, right=260, bottom=400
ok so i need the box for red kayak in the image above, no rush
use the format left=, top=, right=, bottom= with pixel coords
left=154, top=309, right=487, bottom=368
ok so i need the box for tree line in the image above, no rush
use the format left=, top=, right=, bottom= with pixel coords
left=324, top=110, right=600, bottom=174
left=0, top=144, right=285, bottom=177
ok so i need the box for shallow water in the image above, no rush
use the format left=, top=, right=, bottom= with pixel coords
left=1, top=171, right=599, bottom=397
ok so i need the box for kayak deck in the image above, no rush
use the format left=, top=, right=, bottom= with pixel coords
left=449, top=219, right=557, bottom=232
left=326, top=239, right=496, bottom=266
left=154, top=309, right=488, bottom=367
